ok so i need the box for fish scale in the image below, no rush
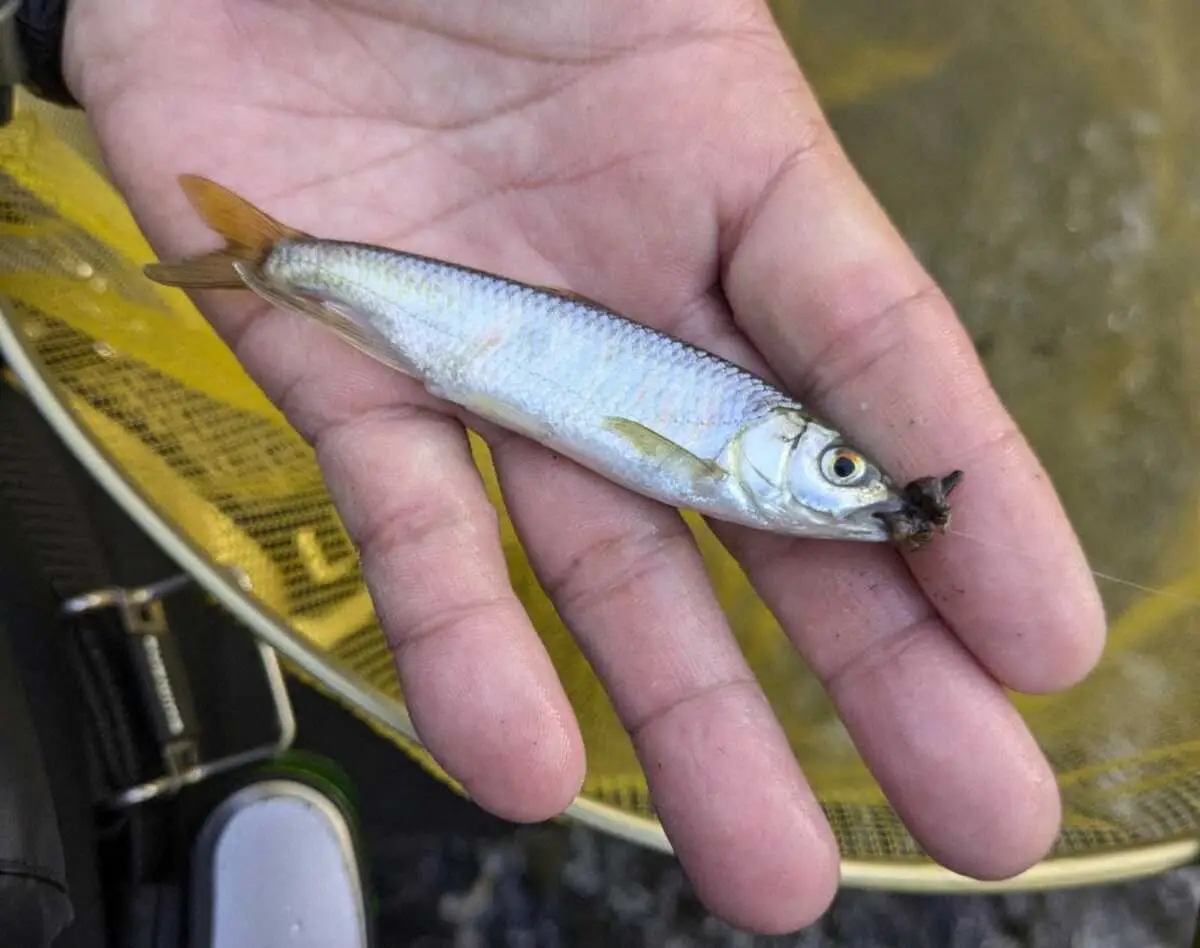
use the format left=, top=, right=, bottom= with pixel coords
left=267, top=240, right=792, bottom=461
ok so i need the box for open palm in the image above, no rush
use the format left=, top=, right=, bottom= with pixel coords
left=65, top=0, right=1105, bottom=933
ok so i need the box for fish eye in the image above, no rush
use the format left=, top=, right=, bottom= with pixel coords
left=821, top=447, right=870, bottom=486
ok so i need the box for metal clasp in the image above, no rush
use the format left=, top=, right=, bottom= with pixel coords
left=62, top=575, right=296, bottom=807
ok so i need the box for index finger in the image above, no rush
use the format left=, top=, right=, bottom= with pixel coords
left=720, top=73, right=1105, bottom=693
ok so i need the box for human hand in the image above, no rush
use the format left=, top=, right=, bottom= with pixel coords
left=64, top=0, right=1105, bottom=933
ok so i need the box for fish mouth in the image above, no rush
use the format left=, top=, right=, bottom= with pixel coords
left=872, top=470, right=964, bottom=550
left=864, top=495, right=909, bottom=518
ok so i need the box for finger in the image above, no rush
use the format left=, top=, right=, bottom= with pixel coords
left=198, top=294, right=586, bottom=822
left=719, top=74, right=1105, bottom=693
left=484, top=431, right=840, bottom=934
left=598, top=288, right=1061, bottom=882
left=720, top=529, right=1061, bottom=880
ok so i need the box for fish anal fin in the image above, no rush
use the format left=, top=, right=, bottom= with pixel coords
left=602, top=417, right=725, bottom=485
left=144, top=175, right=310, bottom=290
left=235, top=262, right=419, bottom=378
left=312, top=305, right=416, bottom=377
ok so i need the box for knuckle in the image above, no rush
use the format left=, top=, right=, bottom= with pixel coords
left=818, top=614, right=934, bottom=699
left=540, top=519, right=695, bottom=620
left=804, top=282, right=949, bottom=404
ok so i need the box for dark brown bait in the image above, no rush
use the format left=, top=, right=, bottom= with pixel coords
left=879, top=470, right=964, bottom=550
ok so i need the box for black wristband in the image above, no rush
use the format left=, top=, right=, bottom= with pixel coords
left=15, top=0, right=78, bottom=108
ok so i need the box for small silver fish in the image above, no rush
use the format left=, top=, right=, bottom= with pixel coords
left=146, top=175, right=957, bottom=545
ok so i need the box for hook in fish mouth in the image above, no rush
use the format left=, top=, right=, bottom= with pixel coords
left=873, top=469, right=965, bottom=550
left=863, top=495, right=908, bottom=518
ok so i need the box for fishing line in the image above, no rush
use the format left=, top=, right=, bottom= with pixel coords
left=941, top=526, right=1200, bottom=610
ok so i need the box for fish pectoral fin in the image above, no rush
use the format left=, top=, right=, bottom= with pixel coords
left=602, top=417, right=725, bottom=485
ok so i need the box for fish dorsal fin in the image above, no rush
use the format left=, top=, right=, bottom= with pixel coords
left=535, top=283, right=607, bottom=308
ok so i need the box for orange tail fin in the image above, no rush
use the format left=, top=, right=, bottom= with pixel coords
left=143, top=175, right=308, bottom=289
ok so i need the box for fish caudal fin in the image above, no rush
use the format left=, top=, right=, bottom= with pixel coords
left=143, top=250, right=252, bottom=289
left=143, top=174, right=308, bottom=289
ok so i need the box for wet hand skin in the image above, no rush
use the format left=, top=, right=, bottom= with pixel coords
left=64, top=0, right=1106, bottom=934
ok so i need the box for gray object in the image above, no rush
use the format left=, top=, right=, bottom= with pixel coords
left=190, top=779, right=370, bottom=948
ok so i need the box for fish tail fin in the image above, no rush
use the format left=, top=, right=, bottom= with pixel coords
left=143, top=174, right=309, bottom=289
left=143, top=250, right=254, bottom=289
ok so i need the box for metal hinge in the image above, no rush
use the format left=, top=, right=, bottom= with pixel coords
left=62, top=574, right=295, bottom=807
